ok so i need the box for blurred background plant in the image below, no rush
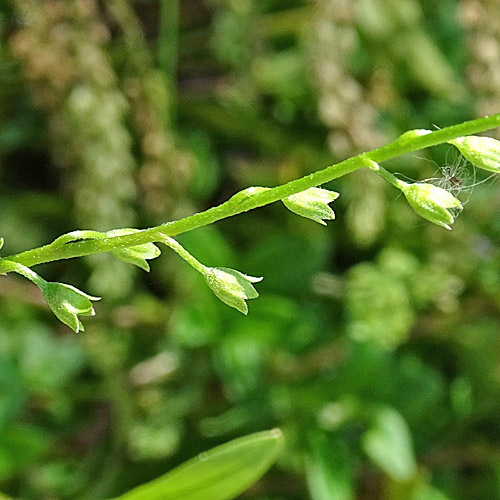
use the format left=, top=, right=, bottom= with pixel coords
left=1, top=1, right=500, bottom=499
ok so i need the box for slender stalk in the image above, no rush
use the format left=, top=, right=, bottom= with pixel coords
left=0, top=260, right=46, bottom=287
left=2, top=114, right=500, bottom=270
left=366, top=159, right=405, bottom=189
left=158, top=234, right=207, bottom=274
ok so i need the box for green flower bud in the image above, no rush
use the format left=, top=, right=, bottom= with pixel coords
left=282, top=188, right=339, bottom=225
left=40, top=282, right=100, bottom=333
left=203, top=267, right=262, bottom=315
left=107, top=229, right=161, bottom=272
left=396, top=128, right=432, bottom=146
left=449, top=135, right=500, bottom=173
left=400, top=182, right=462, bottom=230
left=52, top=230, right=104, bottom=246
left=229, top=186, right=271, bottom=204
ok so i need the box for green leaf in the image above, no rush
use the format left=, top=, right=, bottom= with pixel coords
left=306, top=433, right=354, bottom=500
left=112, top=429, right=284, bottom=500
left=362, top=407, right=417, bottom=482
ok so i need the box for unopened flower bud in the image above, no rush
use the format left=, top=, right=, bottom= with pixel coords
left=203, top=267, right=262, bottom=315
left=400, top=182, right=462, bottom=230
left=449, top=135, right=500, bottom=173
left=282, top=188, right=339, bottom=226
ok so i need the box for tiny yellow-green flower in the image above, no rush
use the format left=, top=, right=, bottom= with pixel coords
left=203, top=267, right=262, bottom=315
left=40, top=282, right=101, bottom=333
left=282, top=187, right=339, bottom=226
left=107, top=229, right=161, bottom=272
left=449, top=135, right=500, bottom=173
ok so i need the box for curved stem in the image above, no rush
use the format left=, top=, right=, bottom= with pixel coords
left=158, top=234, right=207, bottom=274
left=0, top=259, right=46, bottom=287
left=3, top=114, right=500, bottom=269
left=365, top=159, right=406, bottom=189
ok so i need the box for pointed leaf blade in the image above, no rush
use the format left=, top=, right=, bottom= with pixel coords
left=113, top=429, right=284, bottom=500
left=306, top=434, right=354, bottom=500
left=362, top=407, right=417, bottom=482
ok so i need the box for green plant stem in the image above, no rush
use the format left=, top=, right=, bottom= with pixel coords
left=0, top=260, right=45, bottom=287
left=2, top=114, right=500, bottom=270
left=366, top=159, right=406, bottom=189
left=159, top=235, right=207, bottom=274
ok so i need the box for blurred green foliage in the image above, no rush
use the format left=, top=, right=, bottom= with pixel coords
left=1, top=0, right=500, bottom=499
